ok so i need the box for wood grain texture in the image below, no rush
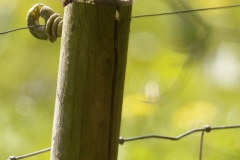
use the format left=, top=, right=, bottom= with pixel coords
left=108, top=5, right=132, bottom=160
left=50, top=1, right=131, bottom=160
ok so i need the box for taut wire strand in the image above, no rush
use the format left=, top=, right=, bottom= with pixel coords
left=0, top=25, right=44, bottom=35
left=8, top=148, right=51, bottom=160
left=131, top=4, right=240, bottom=18
left=2, top=4, right=240, bottom=35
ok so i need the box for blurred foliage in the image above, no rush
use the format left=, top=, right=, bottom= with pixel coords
left=1, top=0, right=240, bottom=160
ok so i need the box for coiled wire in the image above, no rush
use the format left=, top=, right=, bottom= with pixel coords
left=26, top=4, right=63, bottom=43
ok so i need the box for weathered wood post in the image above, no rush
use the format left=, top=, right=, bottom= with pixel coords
left=50, top=0, right=132, bottom=159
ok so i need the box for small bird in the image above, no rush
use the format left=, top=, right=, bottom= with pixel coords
left=59, top=0, right=73, bottom=7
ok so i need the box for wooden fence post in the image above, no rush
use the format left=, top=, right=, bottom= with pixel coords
left=50, top=0, right=132, bottom=159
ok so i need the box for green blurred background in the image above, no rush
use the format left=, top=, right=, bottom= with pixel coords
left=1, top=0, right=240, bottom=159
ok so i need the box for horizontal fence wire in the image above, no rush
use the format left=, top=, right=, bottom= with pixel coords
left=119, top=124, right=240, bottom=144
left=8, top=148, right=51, bottom=160
left=0, top=25, right=44, bottom=35
left=131, top=3, right=240, bottom=18
left=7, top=124, right=240, bottom=160
left=2, top=4, right=240, bottom=35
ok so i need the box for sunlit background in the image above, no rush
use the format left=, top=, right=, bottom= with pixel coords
left=1, top=0, right=240, bottom=159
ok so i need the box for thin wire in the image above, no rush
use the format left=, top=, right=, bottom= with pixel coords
left=119, top=124, right=239, bottom=144
left=131, top=4, right=240, bottom=18
left=8, top=148, right=51, bottom=160
left=199, top=131, right=204, bottom=160
left=0, top=25, right=44, bottom=35
left=7, top=124, right=240, bottom=159
left=1, top=4, right=240, bottom=35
